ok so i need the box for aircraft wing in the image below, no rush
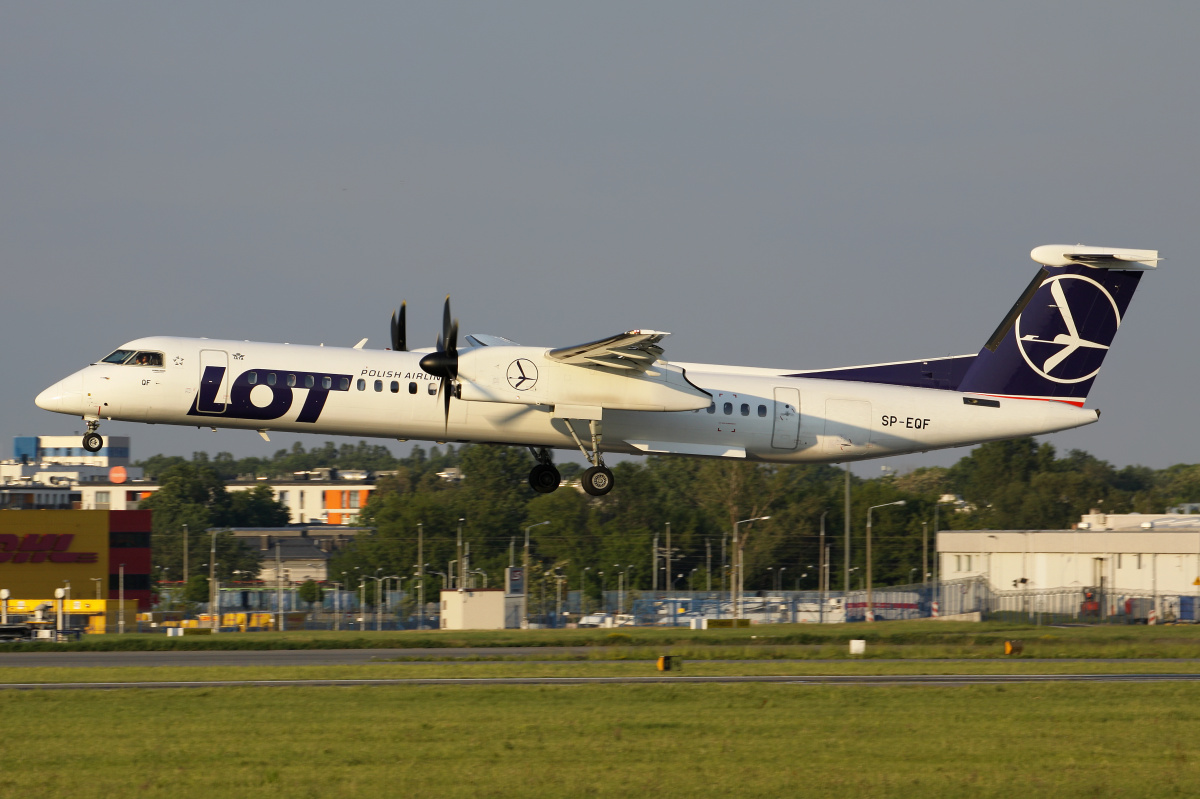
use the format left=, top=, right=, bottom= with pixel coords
left=546, top=330, right=668, bottom=372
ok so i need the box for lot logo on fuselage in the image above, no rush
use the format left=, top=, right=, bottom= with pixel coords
left=187, top=367, right=352, bottom=423
left=1015, top=273, right=1120, bottom=385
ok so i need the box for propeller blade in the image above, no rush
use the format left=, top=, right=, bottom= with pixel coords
left=390, top=302, right=407, bottom=351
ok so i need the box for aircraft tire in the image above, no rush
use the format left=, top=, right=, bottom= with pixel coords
left=581, top=466, right=614, bottom=496
left=82, top=432, right=103, bottom=453
left=528, top=463, right=561, bottom=494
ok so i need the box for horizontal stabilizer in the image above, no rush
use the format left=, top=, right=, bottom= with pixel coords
left=1031, top=244, right=1159, bottom=270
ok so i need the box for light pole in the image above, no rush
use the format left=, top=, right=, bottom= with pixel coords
left=118, top=562, right=126, bottom=634
left=90, top=576, right=102, bottom=601
left=456, top=517, right=465, bottom=592
left=209, top=529, right=219, bottom=629
left=778, top=566, right=787, bottom=593
left=522, top=521, right=549, bottom=630
left=733, top=516, right=770, bottom=619
left=417, top=523, right=425, bottom=632
left=582, top=567, right=591, bottom=613
left=866, top=500, right=906, bottom=622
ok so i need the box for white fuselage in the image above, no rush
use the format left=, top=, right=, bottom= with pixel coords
left=36, top=336, right=1098, bottom=463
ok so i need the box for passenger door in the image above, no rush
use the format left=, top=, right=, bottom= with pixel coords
left=196, top=349, right=229, bottom=414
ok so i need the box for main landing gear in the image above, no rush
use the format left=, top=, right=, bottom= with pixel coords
left=567, top=418, right=615, bottom=497
left=528, top=448, right=561, bottom=494
left=527, top=417, right=616, bottom=498
left=82, top=420, right=103, bottom=453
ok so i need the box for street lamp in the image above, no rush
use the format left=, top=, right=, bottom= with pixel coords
left=778, top=566, right=787, bottom=593
left=866, top=500, right=906, bottom=621
left=733, top=516, right=770, bottom=619
left=90, top=576, right=102, bottom=600
left=522, top=521, right=549, bottom=629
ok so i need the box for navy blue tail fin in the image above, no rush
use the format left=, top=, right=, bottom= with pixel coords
left=956, top=244, right=1158, bottom=405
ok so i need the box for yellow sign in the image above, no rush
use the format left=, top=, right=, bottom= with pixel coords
left=0, top=511, right=110, bottom=598
left=1193, top=577, right=1200, bottom=586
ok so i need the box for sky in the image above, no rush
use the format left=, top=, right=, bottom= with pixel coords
left=2, top=3, right=1197, bottom=475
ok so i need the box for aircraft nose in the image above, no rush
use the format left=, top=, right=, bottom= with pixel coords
left=36, top=372, right=84, bottom=414
left=35, top=381, right=65, bottom=411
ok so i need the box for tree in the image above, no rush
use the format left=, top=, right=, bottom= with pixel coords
left=298, top=579, right=324, bottom=608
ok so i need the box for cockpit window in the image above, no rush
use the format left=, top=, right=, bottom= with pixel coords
left=101, top=350, right=136, bottom=364
left=131, top=352, right=164, bottom=367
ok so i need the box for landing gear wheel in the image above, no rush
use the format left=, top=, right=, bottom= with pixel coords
left=581, top=465, right=614, bottom=497
left=528, top=463, right=561, bottom=494
left=82, top=432, right=103, bottom=453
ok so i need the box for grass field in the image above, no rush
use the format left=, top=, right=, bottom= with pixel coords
left=3, top=681, right=1199, bottom=798
left=4, top=621, right=1199, bottom=797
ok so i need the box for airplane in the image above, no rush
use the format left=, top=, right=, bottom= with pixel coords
left=35, top=244, right=1158, bottom=497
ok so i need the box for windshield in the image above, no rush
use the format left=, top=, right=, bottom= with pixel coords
left=100, top=350, right=135, bottom=364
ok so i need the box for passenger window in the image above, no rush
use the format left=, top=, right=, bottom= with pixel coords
left=101, top=350, right=135, bottom=365
left=267, top=373, right=277, bottom=387
left=723, top=402, right=733, bottom=415
left=374, top=380, right=383, bottom=392
left=247, top=372, right=258, bottom=385
left=740, top=403, right=749, bottom=416
left=707, top=403, right=716, bottom=414
left=390, top=381, right=400, bottom=393
left=409, top=382, right=417, bottom=394
left=758, top=404, right=767, bottom=417
left=287, top=374, right=296, bottom=388
left=338, top=377, right=349, bottom=390
left=428, top=383, right=437, bottom=395
left=304, top=375, right=314, bottom=389
left=357, top=379, right=366, bottom=391
left=321, top=376, right=332, bottom=390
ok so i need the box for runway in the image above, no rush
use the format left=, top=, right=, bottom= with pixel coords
left=2, top=672, right=1200, bottom=690
left=1, top=648, right=1198, bottom=668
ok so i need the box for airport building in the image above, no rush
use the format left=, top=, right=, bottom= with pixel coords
left=0, top=510, right=152, bottom=631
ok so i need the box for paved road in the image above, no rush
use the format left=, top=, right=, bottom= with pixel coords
left=2, top=673, right=1200, bottom=690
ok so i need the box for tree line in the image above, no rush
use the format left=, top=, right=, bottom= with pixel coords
left=136, top=437, right=1200, bottom=595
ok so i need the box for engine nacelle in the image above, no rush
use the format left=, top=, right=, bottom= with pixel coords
left=456, top=346, right=710, bottom=412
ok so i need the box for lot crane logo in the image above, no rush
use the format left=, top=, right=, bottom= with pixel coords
left=507, top=359, right=538, bottom=391
left=1015, top=274, right=1120, bottom=384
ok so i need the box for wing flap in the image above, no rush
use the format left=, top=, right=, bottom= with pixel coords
left=548, top=330, right=668, bottom=372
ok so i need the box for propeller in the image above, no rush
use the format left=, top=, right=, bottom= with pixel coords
left=389, top=302, right=407, bottom=351
left=418, top=296, right=460, bottom=426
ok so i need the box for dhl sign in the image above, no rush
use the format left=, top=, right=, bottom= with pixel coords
left=0, top=534, right=99, bottom=564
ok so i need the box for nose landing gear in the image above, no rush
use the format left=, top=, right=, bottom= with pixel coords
left=82, top=421, right=103, bottom=453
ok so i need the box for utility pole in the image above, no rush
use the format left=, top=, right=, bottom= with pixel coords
left=209, top=530, right=218, bottom=629
left=118, top=563, right=125, bottom=635
left=843, top=466, right=851, bottom=593
left=706, top=539, right=712, bottom=592
left=457, top=518, right=465, bottom=592
left=652, top=532, right=659, bottom=592
left=276, top=542, right=285, bottom=631
left=182, top=523, right=188, bottom=586
left=417, top=522, right=424, bottom=630
left=664, top=522, right=671, bottom=597
left=818, top=511, right=828, bottom=596
left=922, top=521, right=929, bottom=590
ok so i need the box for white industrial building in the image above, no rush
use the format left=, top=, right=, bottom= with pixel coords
left=938, top=512, right=1200, bottom=596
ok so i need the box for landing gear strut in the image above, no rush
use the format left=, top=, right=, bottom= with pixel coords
left=82, top=420, right=103, bottom=453
left=564, top=419, right=614, bottom=497
left=527, top=448, right=561, bottom=494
